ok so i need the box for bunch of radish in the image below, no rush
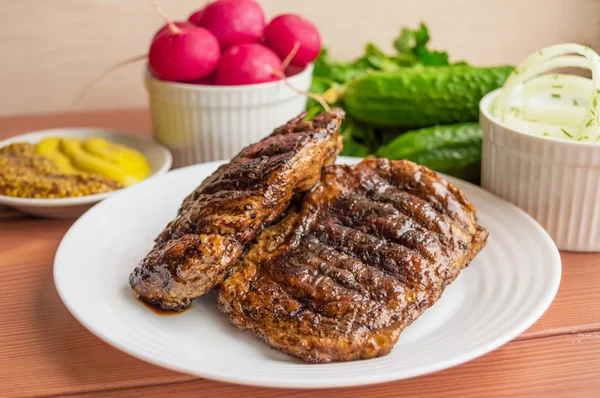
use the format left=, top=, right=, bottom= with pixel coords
left=149, top=0, right=321, bottom=86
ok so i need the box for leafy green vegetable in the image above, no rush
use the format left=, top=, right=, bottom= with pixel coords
left=339, top=119, right=371, bottom=157
left=313, top=22, right=457, bottom=88
left=312, top=35, right=421, bottom=87
left=306, top=77, right=336, bottom=119
left=393, top=23, right=450, bottom=66
left=352, top=43, right=411, bottom=73
left=313, top=49, right=372, bottom=85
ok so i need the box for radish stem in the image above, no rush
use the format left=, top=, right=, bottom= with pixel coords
left=270, top=68, right=330, bottom=111
left=151, top=0, right=180, bottom=34
left=70, top=54, right=148, bottom=110
left=281, top=41, right=301, bottom=71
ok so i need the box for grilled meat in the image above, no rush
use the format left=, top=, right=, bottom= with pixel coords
left=130, top=109, right=345, bottom=310
left=216, top=158, right=488, bottom=363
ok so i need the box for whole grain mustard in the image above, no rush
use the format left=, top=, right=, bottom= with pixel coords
left=0, top=143, right=123, bottom=198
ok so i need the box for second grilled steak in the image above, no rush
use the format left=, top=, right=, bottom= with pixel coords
left=216, top=159, right=488, bottom=363
left=130, top=109, right=344, bottom=310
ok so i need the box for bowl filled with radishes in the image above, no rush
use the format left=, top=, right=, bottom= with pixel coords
left=145, top=0, right=321, bottom=167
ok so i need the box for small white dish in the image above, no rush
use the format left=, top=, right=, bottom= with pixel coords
left=145, top=64, right=313, bottom=168
left=0, top=128, right=172, bottom=218
left=481, top=89, right=600, bottom=251
left=54, top=157, right=561, bottom=389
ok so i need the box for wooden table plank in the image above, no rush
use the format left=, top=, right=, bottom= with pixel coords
left=0, top=222, right=195, bottom=398
left=520, top=252, right=600, bottom=339
left=1, top=110, right=600, bottom=397
left=1, top=211, right=599, bottom=397
left=67, top=333, right=600, bottom=398
left=0, top=109, right=151, bottom=138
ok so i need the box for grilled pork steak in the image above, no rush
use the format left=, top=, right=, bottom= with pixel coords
left=130, top=109, right=344, bottom=310
left=216, top=159, right=488, bottom=363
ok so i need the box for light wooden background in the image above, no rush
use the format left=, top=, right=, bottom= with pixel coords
left=1, top=0, right=599, bottom=116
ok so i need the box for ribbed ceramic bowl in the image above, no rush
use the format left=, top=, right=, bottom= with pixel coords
left=145, top=65, right=313, bottom=168
left=480, top=89, right=600, bottom=251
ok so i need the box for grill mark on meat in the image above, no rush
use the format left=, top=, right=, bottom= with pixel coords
left=266, top=241, right=399, bottom=330
left=313, top=219, right=432, bottom=289
left=265, top=271, right=381, bottom=331
left=304, top=238, right=377, bottom=299
left=244, top=277, right=357, bottom=338
left=129, top=109, right=345, bottom=310
left=303, top=244, right=408, bottom=330
left=332, top=194, right=446, bottom=261
left=199, top=150, right=306, bottom=194
left=260, top=251, right=364, bottom=325
left=216, top=158, right=488, bottom=363
left=390, top=164, right=475, bottom=229
left=357, top=168, right=472, bottom=248
left=358, top=160, right=477, bottom=234
left=304, top=239, right=408, bottom=305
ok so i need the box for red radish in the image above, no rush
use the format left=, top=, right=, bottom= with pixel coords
left=148, top=0, right=220, bottom=82
left=264, top=14, right=321, bottom=67
left=153, top=21, right=193, bottom=39
left=285, top=65, right=306, bottom=77
left=188, top=8, right=205, bottom=26
left=215, top=43, right=283, bottom=85
left=149, top=25, right=220, bottom=82
left=149, top=24, right=220, bottom=82
left=198, top=0, right=265, bottom=49
left=191, top=73, right=215, bottom=85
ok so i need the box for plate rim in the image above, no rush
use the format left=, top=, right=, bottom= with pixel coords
left=53, top=157, right=562, bottom=389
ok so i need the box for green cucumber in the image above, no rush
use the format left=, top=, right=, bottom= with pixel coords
left=376, top=123, right=482, bottom=183
left=344, top=65, right=513, bottom=128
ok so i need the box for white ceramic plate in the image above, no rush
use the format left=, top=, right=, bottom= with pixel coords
left=0, top=128, right=172, bottom=218
left=54, top=157, right=561, bottom=389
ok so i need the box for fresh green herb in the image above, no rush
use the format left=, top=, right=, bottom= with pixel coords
left=551, top=85, right=562, bottom=89
left=577, top=136, right=589, bottom=141
left=596, top=135, right=600, bottom=141
left=313, top=22, right=455, bottom=87
left=543, top=132, right=550, bottom=136
left=586, top=118, right=595, bottom=127
left=313, top=49, right=371, bottom=85
left=538, top=50, right=543, bottom=55
left=551, top=93, right=561, bottom=99
left=510, top=107, right=520, bottom=116
left=393, top=23, right=450, bottom=66
left=573, top=98, right=579, bottom=106
left=593, top=96, right=598, bottom=108
left=305, top=76, right=345, bottom=119
left=561, top=128, right=573, bottom=138
left=338, top=118, right=374, bottom=157
left=553, top=74, right=559, bottom=80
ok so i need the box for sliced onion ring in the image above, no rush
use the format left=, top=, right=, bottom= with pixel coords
left=493, top=43, right=600, bottom=141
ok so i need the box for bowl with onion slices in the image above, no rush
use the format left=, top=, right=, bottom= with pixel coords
left=480, top=43, right=600, bottom=251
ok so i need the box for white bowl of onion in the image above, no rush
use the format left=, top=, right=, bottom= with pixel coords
left=480, top=43, right=600, bottom=251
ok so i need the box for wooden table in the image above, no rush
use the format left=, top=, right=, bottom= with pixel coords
left=1, top=110, right=600, bottom=398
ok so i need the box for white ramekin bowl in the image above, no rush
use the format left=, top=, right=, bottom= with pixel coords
left=480, top=89, right=600, bottom=252
left=145, top=65, right=313, bottom=168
